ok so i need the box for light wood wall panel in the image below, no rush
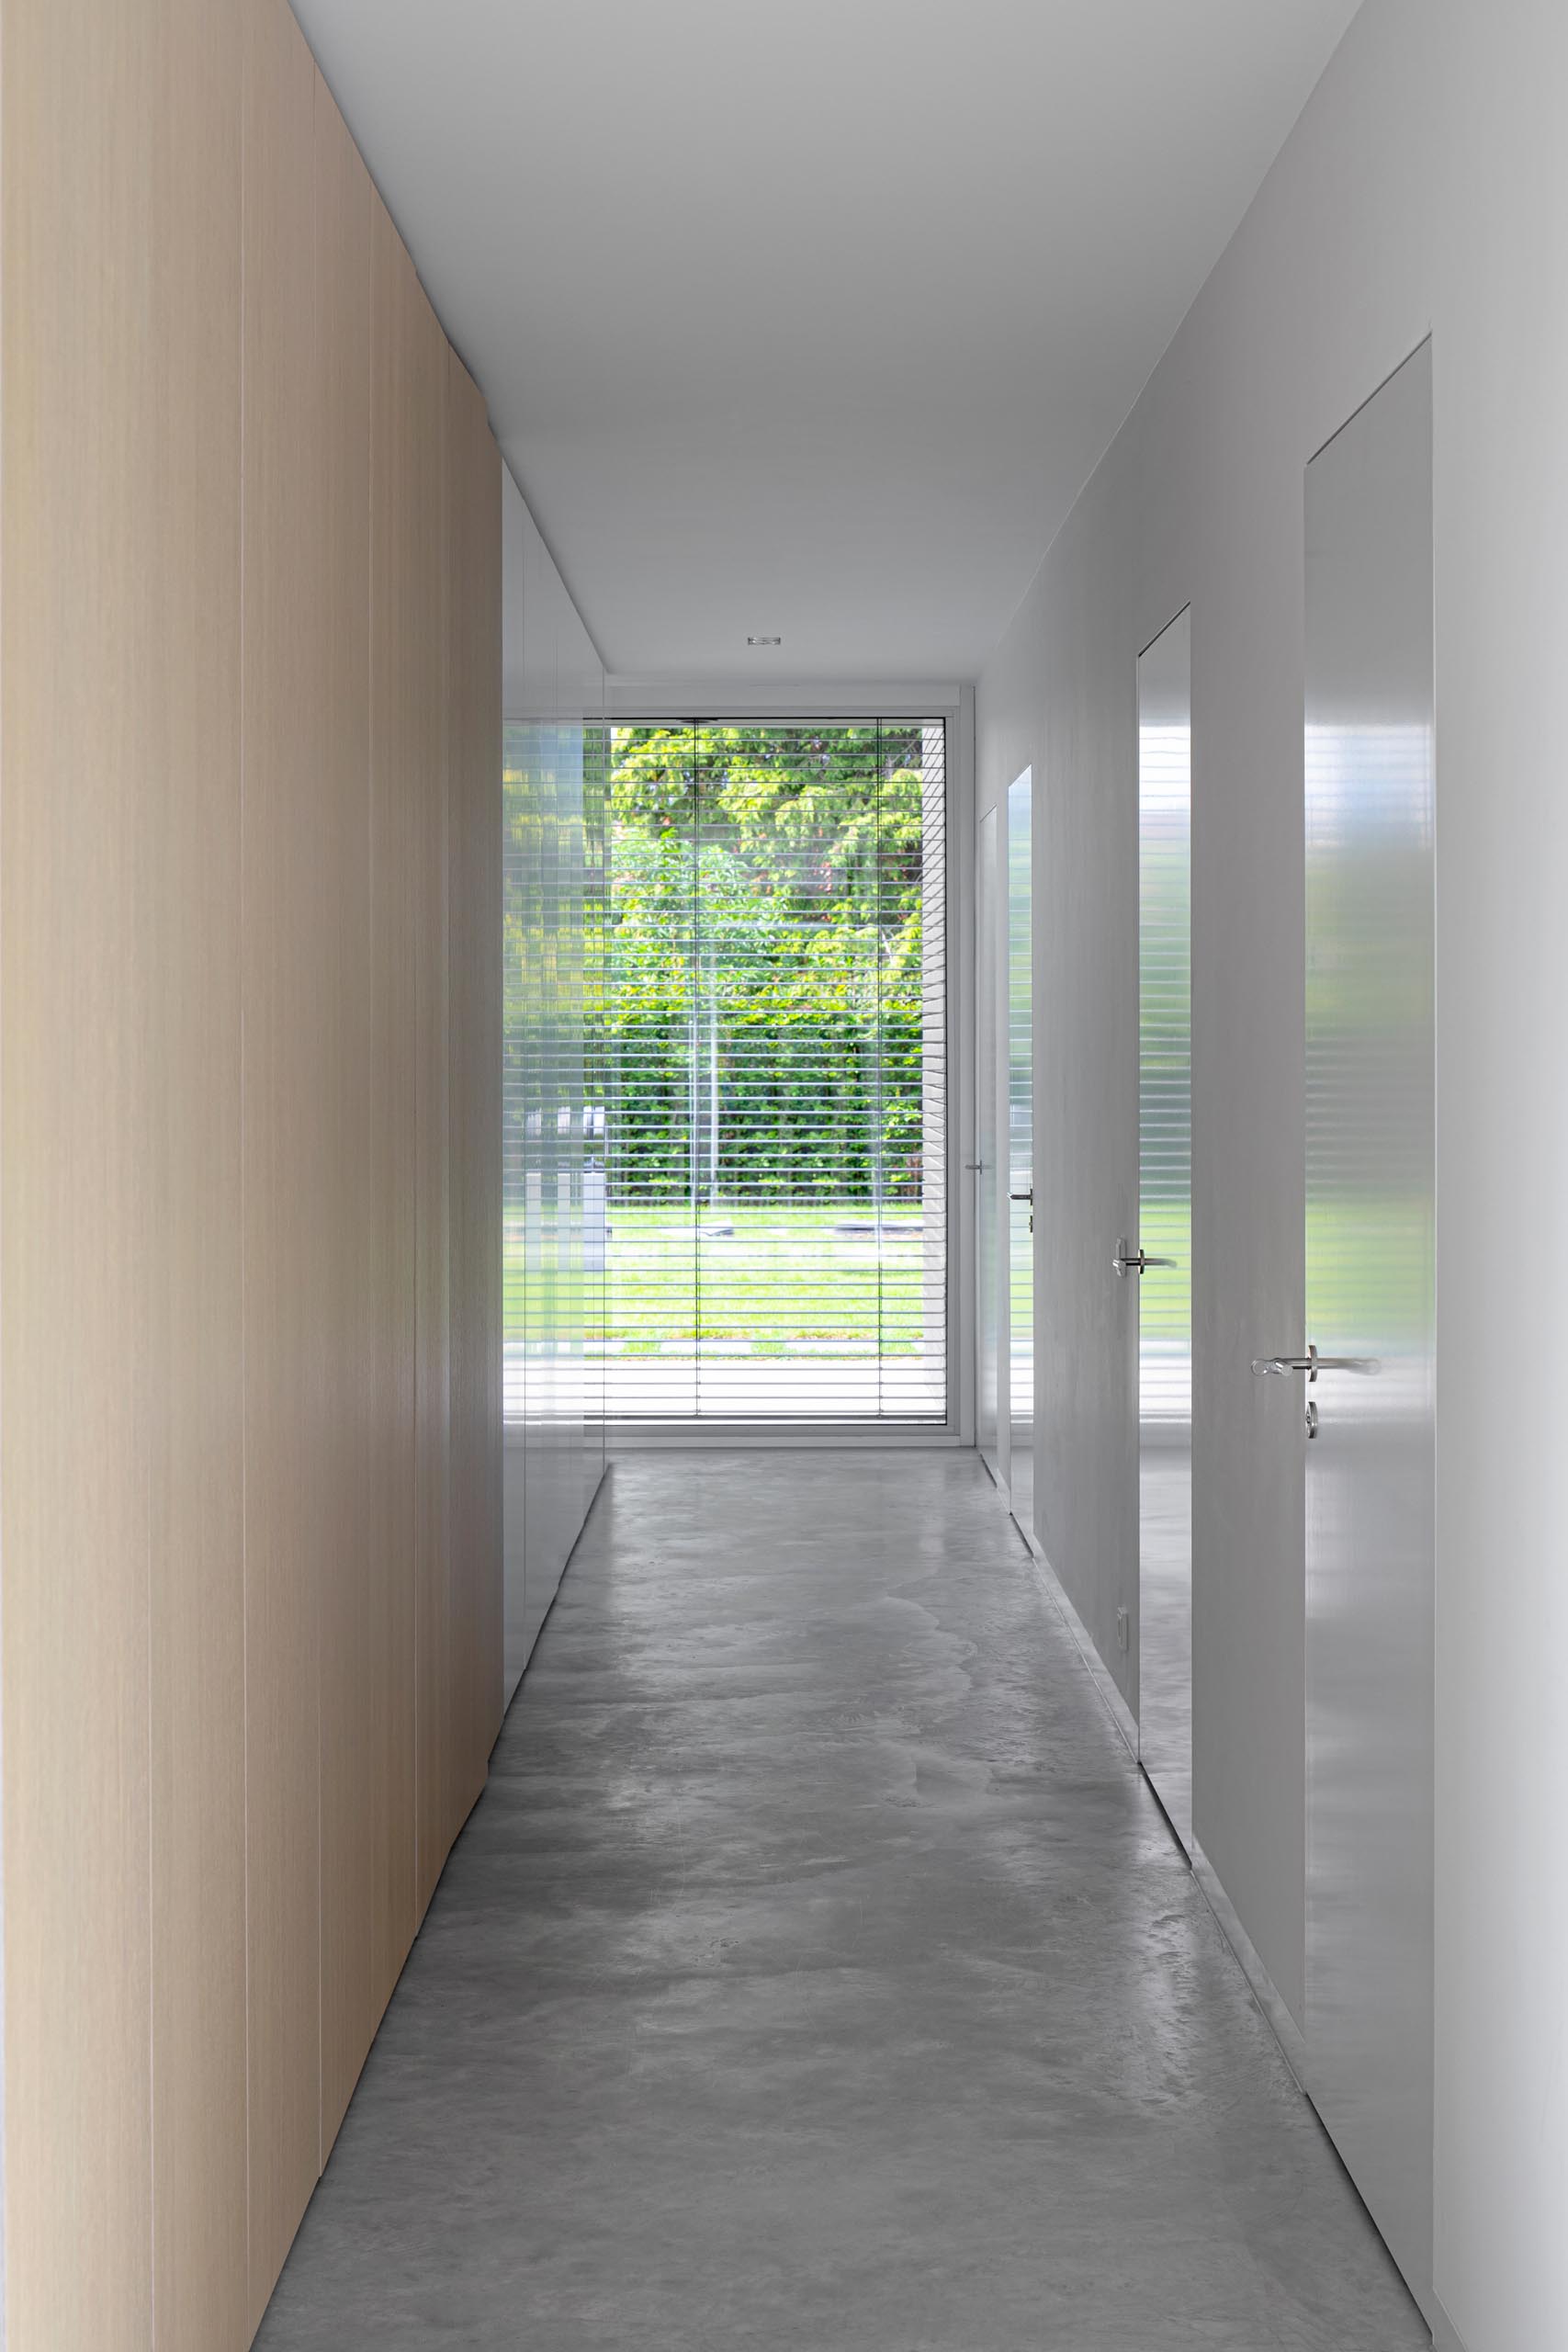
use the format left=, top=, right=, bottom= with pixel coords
left=367, top=193, right=423, bottom=1983
left=314, top=65, right=380, bottom=2161
left=0, top=13, right=158, bottom=2334
left=2, top=0, right=505, bottom=2338
left=239, top=0, right=326, bottom=2317
left=448, top=356, right=507, bottom=1815
left=1, top=0, right=247, bottom=2343
left=412, top=293, right=455, bottom=1920
left=148, top=2, right=250, bottom=2344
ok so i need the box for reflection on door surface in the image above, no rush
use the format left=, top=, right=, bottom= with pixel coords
left=1006, top=771, right=1033, bottom=1550
left=1136, top=611, right=1192, bottom=1850
left=1302, top=339, right=1434, bottom=2316
left=976, top=808, right=1002, bottom=1480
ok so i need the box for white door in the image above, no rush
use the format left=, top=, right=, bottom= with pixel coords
left=1006, top=771, right=1034, bottom=1550
left=1258, top=340, right=1435, bottom=2312
left=976, top=808, right=1002, bottom=1480
left=1134, top=610, right=1192, bottom=1850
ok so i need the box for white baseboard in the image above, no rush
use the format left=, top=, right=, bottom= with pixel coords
left=1190, top=1837, right=1309, bottom=2093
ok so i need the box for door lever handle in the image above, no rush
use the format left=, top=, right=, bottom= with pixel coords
left=1113, top=1239, right=1175, bottom=1277
left=1251, top=1343, right=1381, bottom=1381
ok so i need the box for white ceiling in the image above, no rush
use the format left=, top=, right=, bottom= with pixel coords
left=292, top=0, right=1360, bottom=682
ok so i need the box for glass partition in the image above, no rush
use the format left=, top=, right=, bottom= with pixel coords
left=1136, top=606, right=1193, bottom=1848
left=501, top=472, right=606, bottom=1696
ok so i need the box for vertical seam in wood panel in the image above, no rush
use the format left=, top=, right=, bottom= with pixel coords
left=413, top=309, right=426, bottom=1916
left=1, top=0, right=8, bottom=2321
left=445, top=367, right=455, bottom=1841
left=441, top=364, right=451, bottom=1871
left=145, top=1378, right=154, bottom=2348
left=231, top=32, right=250, bottom=2305
left=310, top=75, right=325, bottom=2182
left=143, top=6, right=158, bottom=2294
left=366, top=203, right=377, bottom=1976
left=237, top=32, right=254, bottom=2312
left=310, top=63, right=328, bottom=2178
left=438, top=358, right=446, bottom=1866
left=411, top=298, right=421, bottom=1941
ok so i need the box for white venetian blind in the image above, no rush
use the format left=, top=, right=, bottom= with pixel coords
left=1137, top=684, right=1192, bottom=1425
left=604, top=719, right=947, bottom=1421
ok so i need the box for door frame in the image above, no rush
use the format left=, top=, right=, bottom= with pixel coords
left=975, top=804, right=1005, bottom=1481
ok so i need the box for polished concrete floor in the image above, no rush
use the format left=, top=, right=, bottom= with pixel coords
left=1139, top=1445, right=1193, bottom=1850
left=255, top=1451, right=1426, bottom=2351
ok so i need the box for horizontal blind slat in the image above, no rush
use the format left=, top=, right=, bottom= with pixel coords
left=605, top=718, right=946, bottom=1420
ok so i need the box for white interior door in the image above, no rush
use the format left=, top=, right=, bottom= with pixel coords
left=976, top=808, right=1002, bottom=1478
left=1006, top=770, right=1033, bottom=1550
left=1269, top=339, right=1435, bottom=2312
left=1134, top=611, right=1192, bottom=1849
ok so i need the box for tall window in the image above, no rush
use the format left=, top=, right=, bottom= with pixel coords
left=1137, top=648, right=1191, bottom=1428
left=604, top=719, right=947, bottom=1421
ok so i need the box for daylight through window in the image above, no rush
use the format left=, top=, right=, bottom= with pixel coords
left=604, top=719, right=948, bottom=1421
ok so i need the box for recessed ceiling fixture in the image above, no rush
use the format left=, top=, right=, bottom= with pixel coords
left=747, top=634, right=782, bottom=648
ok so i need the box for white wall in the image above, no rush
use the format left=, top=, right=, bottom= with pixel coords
left=975, top=6, right=1568, bottom=2346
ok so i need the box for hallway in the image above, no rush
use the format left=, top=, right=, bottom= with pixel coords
left=255, top=1453, right=1423, bottom=2350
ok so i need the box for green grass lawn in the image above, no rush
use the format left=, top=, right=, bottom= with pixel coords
left=606, top=1203, right=932, bottom=1355
left=505, top=1202, right=939, bottom=1357
left=503, top=1185, right=1416, bottom=1366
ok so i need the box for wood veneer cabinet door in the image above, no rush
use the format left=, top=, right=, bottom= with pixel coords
left=446, top=356, right=506, bottom=1815
left=412, top=285, right=455, bottom=1922
left=0, top=0, right=161, bottom=2326
left=240, top=0, right=326, bottom=2320
left=368, top=191, right=423, bottom=1992
left=314, top=65, right=380, bottom=2162
left=4, top=1, right=502, bottom=2335
left=149, top=0, right=249, bottom=2340
left=2, top=0, right=248, bottom=2344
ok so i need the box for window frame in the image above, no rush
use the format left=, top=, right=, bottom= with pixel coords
left=600, top=704, right=965, bottom=1448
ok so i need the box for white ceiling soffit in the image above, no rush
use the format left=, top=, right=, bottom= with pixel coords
left=292, top=0, right=1360, bottom=682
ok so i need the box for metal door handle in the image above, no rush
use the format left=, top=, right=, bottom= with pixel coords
left=1010, top=1189, right=1032, bottom=1202
left=1250, top=1343, right=1381, bottom=1380
left=1113, top=1239, right=1175, bottom=1277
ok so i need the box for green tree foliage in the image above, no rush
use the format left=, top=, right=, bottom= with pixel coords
left=609, top=723, right=931, bottom=1203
